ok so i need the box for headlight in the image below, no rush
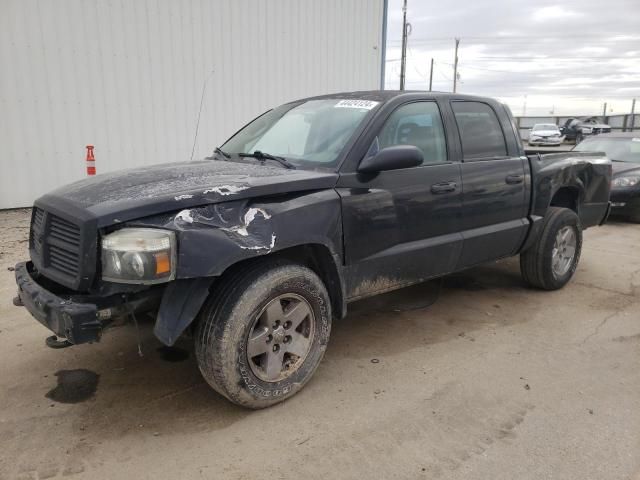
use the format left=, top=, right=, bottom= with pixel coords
left=613, top=176, right=640, bottom=188
left=101, top=228, right=176, bottom=284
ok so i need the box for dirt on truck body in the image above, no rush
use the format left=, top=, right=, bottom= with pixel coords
left=14, top=91, right=611, bottom=408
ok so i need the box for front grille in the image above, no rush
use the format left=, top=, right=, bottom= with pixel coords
left=49, top=244, right=80, bottom=277
left=50, top=215, right=81, bottom=248
left=29, top=206, right=94, bottom=290
left=31, top=208, right=45, bottom=255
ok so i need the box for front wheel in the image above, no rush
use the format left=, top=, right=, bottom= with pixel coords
left=195, top=261, right=332, bottom=409
left=520, top=207, right=582, bottom=290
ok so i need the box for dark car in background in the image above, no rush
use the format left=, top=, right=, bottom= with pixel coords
left=574, top=132, right=640, bottom=222
left=561, top=117, right=612, bottom=143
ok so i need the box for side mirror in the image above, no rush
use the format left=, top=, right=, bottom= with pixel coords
left=357, top=145, right=423, bottom=173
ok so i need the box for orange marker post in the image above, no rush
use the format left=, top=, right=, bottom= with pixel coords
left=86, top=145, right=96, bottom=176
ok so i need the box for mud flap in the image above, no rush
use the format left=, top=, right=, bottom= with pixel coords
left=154, top=277, right=214, bottom=346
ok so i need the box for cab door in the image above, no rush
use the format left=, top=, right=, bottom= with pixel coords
left=337, top=100, right=464, bottom=301
left=449, top=100, right=529, bottom=268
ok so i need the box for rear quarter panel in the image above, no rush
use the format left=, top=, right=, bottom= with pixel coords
left=529, top=151, right=611, bottom=227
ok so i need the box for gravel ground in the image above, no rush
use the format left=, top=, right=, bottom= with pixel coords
left=1, top=208, right=639, bottom=480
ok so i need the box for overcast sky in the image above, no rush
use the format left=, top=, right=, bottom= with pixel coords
left=384, top=0, right=640, bottom=116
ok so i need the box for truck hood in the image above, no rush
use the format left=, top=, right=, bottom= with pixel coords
left=39, top=160, right=338, bottom=227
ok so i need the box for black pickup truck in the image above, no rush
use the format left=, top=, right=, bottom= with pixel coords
left=14, top=91, right=611, bottom=408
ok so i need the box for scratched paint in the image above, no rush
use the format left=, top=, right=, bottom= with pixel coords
left=202, top=185, right=249, bottom=196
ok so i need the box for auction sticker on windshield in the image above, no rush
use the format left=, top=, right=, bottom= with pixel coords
left=334, top=99, right=379, bottom=110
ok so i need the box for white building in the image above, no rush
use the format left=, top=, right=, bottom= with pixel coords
left=0, top=0, right=388, bottom=209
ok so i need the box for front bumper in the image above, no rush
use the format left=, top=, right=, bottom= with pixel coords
left=610, top=189, right=640, bottom=216
left=15, top=261, right=162, bottom=345
left=528, top=138, right=562, bottom=146
left=600, top=201, right=612, bottom=225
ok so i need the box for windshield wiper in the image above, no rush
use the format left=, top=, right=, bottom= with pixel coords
left=239, top=150, right=296, bottom=169
left=206, top=146, right=231, bottom=160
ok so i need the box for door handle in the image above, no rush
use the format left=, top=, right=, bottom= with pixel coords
left=431, top=181, right=457, bottom=194
left=505, top=174, right=524, bottom=185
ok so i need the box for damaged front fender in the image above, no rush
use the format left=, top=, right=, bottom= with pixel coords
left=130, top=189, right=344, bottom=344
left=158, top=190, right=344, bottom=279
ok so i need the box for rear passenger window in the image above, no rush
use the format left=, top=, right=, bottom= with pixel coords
left=376, top=102, right=447, bottom=165
left=452, top=101, right=507, bottom=160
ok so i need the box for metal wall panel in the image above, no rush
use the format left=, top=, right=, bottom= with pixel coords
left=0, top=0, right=385, bottom=208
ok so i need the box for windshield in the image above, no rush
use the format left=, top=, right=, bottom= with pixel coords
left=221, top=99, right=378, bottom=168
left=533, top=124, right=558, bottom=131
left=574, top=137, right=640, bottom=163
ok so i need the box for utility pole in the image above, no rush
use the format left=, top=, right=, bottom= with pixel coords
left=428, top=58, right=434, bottom=91
left=602, top=102, right=607, bottom=120
left=453, top=38, right=460, bottom=93
left=630, top=98, right=636, bottom=132
left=399, top=0, right=408, bottom=90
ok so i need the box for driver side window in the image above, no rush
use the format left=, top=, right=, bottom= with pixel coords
left=375, top=102, right=448, bottom=165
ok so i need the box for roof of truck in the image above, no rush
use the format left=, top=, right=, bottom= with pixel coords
left=297, top=90, right=498, bottom=104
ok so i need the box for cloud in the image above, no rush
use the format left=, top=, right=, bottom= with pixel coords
left=384, top=0, right=640, bottom=115
left=532, top=6, right=582, bottom=21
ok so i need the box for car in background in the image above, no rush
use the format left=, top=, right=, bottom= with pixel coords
left=574, top=132, right=640, bottom=222
left=528, top=123, right=564, bottom=146
left=561, top=117, right=612, bottom=143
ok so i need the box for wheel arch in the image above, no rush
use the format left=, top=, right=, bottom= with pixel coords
left=154, top=242, right=346, bottom=346
left=225, top=243, right=347, bottom=321
left=549, top=186, right=582, bottom=214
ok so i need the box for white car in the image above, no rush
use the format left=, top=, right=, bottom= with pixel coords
left=528, top=124, right=564, bottom=146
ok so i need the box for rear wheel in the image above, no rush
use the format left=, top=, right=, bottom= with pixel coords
left=195, top=261, right=331, bottom=409
left=520, top=207, right=582, bottom=290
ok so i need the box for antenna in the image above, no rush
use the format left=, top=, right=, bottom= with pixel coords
left=190, top=70, right=215, bottom=162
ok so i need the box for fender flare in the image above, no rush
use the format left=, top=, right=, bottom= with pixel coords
left=153, top=277, right=214, bottom=346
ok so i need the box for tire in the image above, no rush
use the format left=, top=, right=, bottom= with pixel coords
left=520, top=207, right=583, bottom=290
left=195, top=261, right=332, bottom=409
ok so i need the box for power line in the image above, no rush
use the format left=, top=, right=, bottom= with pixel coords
left=471, top=56, right=639, bottom=60
left=434, top=63, right=452, bottom=82
left=407, top=45, right=429, bottom=78
left=388, top=34, right=640, bottom=43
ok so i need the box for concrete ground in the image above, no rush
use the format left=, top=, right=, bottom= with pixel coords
left=0, top=208, right=639, bottom=480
